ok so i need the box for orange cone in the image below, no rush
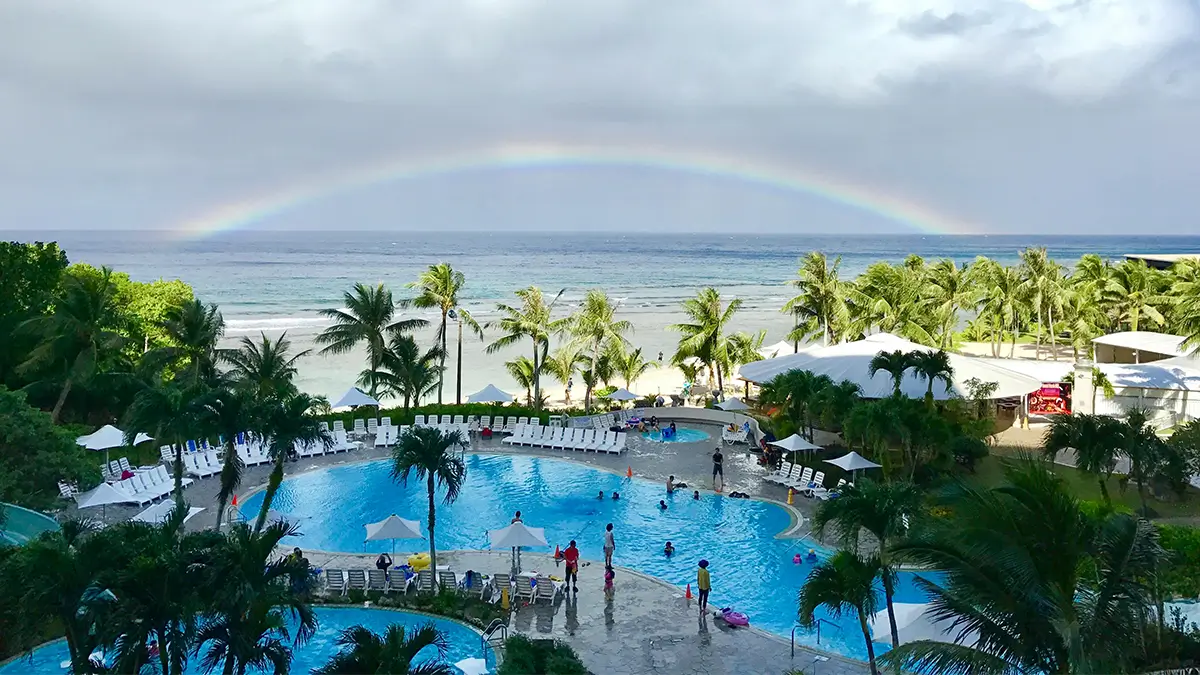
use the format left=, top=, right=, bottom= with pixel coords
left=231, top=494, right=238, bottom=507
left=626, top=466, right=633, bottom=478
left=685, top=583, right=693, bottom=599
left=554, top=545, right=562, bottom=559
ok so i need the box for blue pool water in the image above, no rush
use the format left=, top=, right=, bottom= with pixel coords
left=641, top=427, right=711, bottom=443
left=243, top=454, right=932, bottom=661
left=0, top=607, right=487, bottom=674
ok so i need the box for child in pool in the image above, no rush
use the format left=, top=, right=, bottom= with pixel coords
left=664, top=541, right=675, bottom=556
left=598, top=490, right=605, bottom=500
left=612, top=491, right=620, bottom=500
left=693, top=490, right=700, bottom=500
left=805, top=549, right=818, bottom=563
left=659, top=500, right=668, bottom=510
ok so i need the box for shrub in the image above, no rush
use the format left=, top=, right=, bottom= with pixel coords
left=1158, top=523, right=1200, bottom=598
left=497, top=635, right=589, bottom=675
left=0, top=387, right=100, bottom=509
left=950, top=435, right=989, bottom=473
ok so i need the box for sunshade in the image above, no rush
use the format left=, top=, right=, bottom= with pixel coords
left=131, top=502, right=205, bottom=524
left=331, top=387, right=380, bottom=408
left=606, top=388, right=638, bottom=401
left=488, top=522, right=548, bottom=549
left=77, top=424, right=152, bottom=450
left=467, top=384, right=514, bottom=403
left=868, top=602, right=979, bottom=646
left=825, top=451, right=882, bottom=472
left=454, top=658, right=490, bottom=675
left=364, top=514, right=423, bottom=554
left=716, top=397, right=749, bottom=411
left=769, top=434, right=822, bottom=452
left=76, top=483, right=135, bottom=508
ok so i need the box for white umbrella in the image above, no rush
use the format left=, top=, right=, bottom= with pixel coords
left=716, top=397, right=749, bottom=411
left=364, top=514, right=423, bottom=554
left=76, top=482, right=135, bottom=521
left=454, top=658, right=490, bottom=675
left=332, top=387, right=380, bottom=409
left=605, top=388, right=638, bottom=401
left=467, top=384, right=514, bottom=404
left=825, top=450, right=883, bottom=481
left=868, top=603, right=979, bottom=646
left=77, top=424, right=153, bottom=466
left=769, top=434, right=822, bottom=452
left=131, top=502, right=205, bottom=525
left=488, top=522, right=548, bottom=574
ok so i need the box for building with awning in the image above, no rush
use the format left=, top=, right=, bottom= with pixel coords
left=1092, top=331, right=1189, bottom=364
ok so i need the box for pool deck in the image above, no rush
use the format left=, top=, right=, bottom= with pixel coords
left=305, top=549, right=869, bottom=675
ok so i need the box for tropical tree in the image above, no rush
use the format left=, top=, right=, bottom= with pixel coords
left=18, top=266, right=127, bottom=422
left=759, top=369, right=832, bottom=440
left=612, top=345, right=656, bottom=391
left=543, top=345, right=587, bottom=403
left=569, top=290, right=632, bottom=413
left=123, top=381, right=205, bottom=507
left=200, top=388, right=259, bottom=531
left=390, top=426, right=467, bottom=582
left=406, top=263, right=483, bottom=405
left=149, top=298, right=226, bottom=385
left=671, top=287, right=742, bottom=392
left=254, top=393, right=331, bottom=533
left=923, top=259, right=975, bottom=349
left=1170, top=259, right=1200, bottom=353
left=222, top=332, right=308, bottom=401
left=1019, top=247, right=1065, bottom=359
left=1105, top=259, right=1168, bottom=332
left=1116, top=408, right=1170, bottom=516
left=1041, top=413, right=1121, bottom=505
left=315, top=623, right=452, bottom=675
left=486, top=286, right=566, bottom=411
left=970, top=258, right=1023, bottom=357
left=908, top=350, right=953, bottom=405
left=811, top=479, right=923, bottom=649
left=783, top=251, right=849, bottom=347
left=720, top=330, right=767, bottom=385
left=317, top=283, right=427, bottom=398
left=880, top=461, right=1165, bottom=675
left=811, top=379, right=863, bottom=432
left=798, top=551, right=883, bottom=675
left=376, top=334, right=443, bottom=414
left=505, top=356, right=537, bottom=405
left=868, top=350, right=913, bottom=396
left=846, top=259, right=935, bottom=345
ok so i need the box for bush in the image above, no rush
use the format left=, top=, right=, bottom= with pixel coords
left=950, top=436, right=989, bottom=473
left=1158, top=523, right=1200, bottom=598
left=0, top=387, right=100, bottom=509
left=497, top=635, right=589, bottom=675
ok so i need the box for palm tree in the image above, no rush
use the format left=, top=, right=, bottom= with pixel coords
left=812, top=480, right=923, bottom=648
left=1042, top=413, right=1121, bottom=505
left=720, top=330, right=767, bottom=385
left=671, top=287, right=742, bottom=392
left=612, top=345, right=656, bottom=391
left=783, top=251, right=849, bottom=348
left=868, top=350, right=913, bottom=396
left=315, top=623, right=452, bottom=675
left=798, top=551, right=884, bottom=675
left=505, top=356, right=537, bottom=405
left=880, top=461, right=1164, bottom=675
left=1105, top=259, right=1168, bottom=332
left=376, top=334, right=443, bottom=414
left=198, top=521, right=317, bottom=675
left=1116, top=408, right=1169, bottom=516
left=569, top=290, right=632, bottom=413
left=123, top=381, right=205, bottom=507
left=390, top=426, right=467, bottom=583
left=222, top=331, right=309, bottom=401
left=759, top=370, right=832, bottom=441
left=18, top=266, right=126, bottom=422
left=908, top=350, right=953, bottom=404
left=846, top=260, right=935, bottom=345
left=200, top=388, right=259, bottom=531
left=923, top=259, right=974, bottom=349
left=254, top=393, right=331, bottom=533
left=317, top=283, right=428, bottom=398
left=149, top=299, right=226, bottom=385
left=543, top=345, right=587, bottom=404
left=486, top=286, right=567, bottom=411
left=971, top=258, right=1023, bottom=357
left=812, top=379, right=862, bottom=432
left=1018, top=247, right=1063, bottom=359
left=406, top=263, right=483, bottom=405
left=1170, top=259, right=1200, bottom=353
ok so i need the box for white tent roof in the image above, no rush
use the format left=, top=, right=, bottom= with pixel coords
left=738, top=333, right=1044, bottom=400
left=826, top=451, right=882, bottom=472
left=332, top=387, right=380, bottom=409
left=986, top=357, right=1200, bottom=393
left=364, top=514, right=423, bottom=541
left=77, top=424, right=152, bottom=450
left=467, top=384, right=514, bottom=404
left=716, top=397, right=750, bottom=411
left=869, top=602, right=978, bottom=646
left=76, top=482, right=135, bottom=508
left=1093, top=331, right=1189, bottom=358
left=606, top=388, right=638, bottom=401
left=131, top=502, right=205, bottom=524
left=488, top=522, right=548, bottom=549
left=758, top=340, right=798, bottom=359
left=769, top=433, right=822, bottom=451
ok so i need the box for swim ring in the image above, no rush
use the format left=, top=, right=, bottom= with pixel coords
left=408, top=552, right=431, bottom=571
left=719, top=608, right=750, bottom=627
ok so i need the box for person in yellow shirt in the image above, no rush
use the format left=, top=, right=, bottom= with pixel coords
left=696, top=559, right=711, bottom=612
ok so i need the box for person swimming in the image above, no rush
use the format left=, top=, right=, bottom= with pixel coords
left=598, top=490, right=605, bottom=500
left=805, top=549, right=818, bottom=563
left=667, top=475, right=676, bottom=493
left=693, top=490, right=700, bottom=500
left=659, top=500, right=668, bottom=510
left=612, top=491, right=620, bottom=500
left=664, top=541, right=675, bottom=556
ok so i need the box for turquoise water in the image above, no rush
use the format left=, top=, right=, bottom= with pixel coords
left=642, top=427, right=710, bottom=443
left=0, top=503, right=60, bottom=547
left=243, top=454, right=931, bottom=661
left=0, top=607, right=488, bottom=674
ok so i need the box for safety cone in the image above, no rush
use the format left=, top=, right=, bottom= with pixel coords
left=231, top=494, right=238, bottom=507
left=626, top=466, right=633, bottom=478
left=554, top=545, right=562, bottom=559
left=787, top=488, right=794, bottom=505
left=685, top=583, right=693, bottom=599
left=501, top=586, right=510, bottom=610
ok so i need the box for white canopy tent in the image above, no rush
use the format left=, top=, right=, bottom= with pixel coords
left=332, top=387, right=380, bottom=409
left=738, top=333, right=1044, bottom=401
left=716, top=397, right=749, bottom=411
left=75, top=482, right=134, bottom=521
left=606, top=388, right=638, bottom=401
left=364, top=514, right=423, bottom=554
left=758, top=340, right=798, bottom=359
left=1093, top=331, right=1189, bottom=363
left=77, top=424, right=153, bottom=466
left=132, top=502, right=205, bottom=525
left=467, top=384, right=514, bottom=404
left=488, top=521, right=548, bottom=574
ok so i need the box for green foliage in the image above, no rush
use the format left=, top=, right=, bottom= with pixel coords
left=497, top=634, right=589, bottom=675
left=1158, top=523, right=1200, bottom=598
left=67, top=263, right=194, bottom=355
left=0, top=387, right=99, bottom=509
left=949, top=435, right=989, bottom=472
left=0, top=241, right=69, bottom=388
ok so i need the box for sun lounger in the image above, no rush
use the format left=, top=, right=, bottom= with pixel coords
left=503, top=417, right=516, bottom=433
left=517, top=417, right=529, bottom=427
left=325, top=569, right=347, bottom=594
left=534, top=575, right=561, bottom=603
left=346, top=569, right=367, bottom=592
left=784, top=467, right=813, bottom=491
left=333, top=420, right=345, bottom=433
left=801, top=471, right=827, bottom=497
left=414, top=569, right=435, bottom=594
left=58, top=481, right=77, bottom=499
left=461, top=571, right=488, bottom=598
left=553, top=428, right=577, bottom=450
left=438, top=570, right=457, bottom=590
left=514, top=574, right=535, bottom=603
left=387, top=570, right=409, bottom=594
left=414, top=415, right=426, bottom=427
left=813, top=478, right=849, bottom=501
left=722, top=427, right=748, bottom=444
left=368, top=418, right=379, bottom=436
left=367, top=569, right=388, bottom=592
left=453, top=415, right=465, bottom=425
left=489, top=573, right=511, bottom=603
left=766, top=462, right=796, bottom=485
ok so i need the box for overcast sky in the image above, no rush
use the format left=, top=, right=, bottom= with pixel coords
left=1, top=0, right=1198, bottom=235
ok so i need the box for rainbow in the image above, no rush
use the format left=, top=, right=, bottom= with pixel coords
left=169, top=141, right=983, bottom=239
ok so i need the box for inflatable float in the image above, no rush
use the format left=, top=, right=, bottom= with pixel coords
left=407, top=552, right=431, bottom=571
left=717, top=607, right=750, bottom=627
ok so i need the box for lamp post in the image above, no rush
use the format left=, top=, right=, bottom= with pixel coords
left=449, top=309, right=463, bottom=405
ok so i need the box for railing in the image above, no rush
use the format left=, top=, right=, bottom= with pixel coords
left=482, top=618, right=508, bottom=649
left=791, top=618, right=841, bottom=657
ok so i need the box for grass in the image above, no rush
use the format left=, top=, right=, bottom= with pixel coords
left=969, top=450, right=1200, bottom=520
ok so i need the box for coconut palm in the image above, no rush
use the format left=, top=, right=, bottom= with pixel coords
left=317, top=283, right=428, bottom=398
left=314, top=623, right=452, bottom=675
left=1104, top=259, right=1168, bottom=332
left=720, top=330, right=767, bottom=383
left=222, top=331, right=309, bottom=401
left=1116, top=408, right=1170, bottom=516
left=123, top=381, right=206, bottom=507
left=783, top=251, right=850, bottom=348
left=148, top=298, right=227, bottom=385
left=868, top=350, right=914, bottom=397
left=812, top=379, right=862, bottom=432
left=671, top=287, right=742, bottom=392
left=390, top=426, right=467, bottom=583
left=798, top=551, right=884, bottom=675
left=1042, top=413, right=1121, bottom=505
left=505, top=356, right=537, bottom=405
left=569, top=290, right=632, bottom=413
left=612, top=345, right=656, bottom=391
left=923, top=259, right=974, bottom=349
left=908, top=350, right=953, bottom=405
left=199, top=388, right=260, bottom=531
left=405, top=264, right=483, bottom=405
left=1171, top=259, right=1200, bottom=354
left=812, top=479, right=923, bottom=648
left=17, top=266, right=126, bottom=422
left=376, top=334, right=444, bottom=414
left=759, top=369, right=832, bottom=441
left=971, top=258, right=1023, bottom=357
left=880, top=461, right=1165, bottom=675
left=254, top=393, right=331, bottom=533
left=543, top=345, right=587, bottom=404
left=846, top=260, right=935, bottom=346
left=486, top=286, right=567, bottom=411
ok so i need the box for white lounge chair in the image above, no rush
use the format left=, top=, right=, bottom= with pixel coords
left=414, top=569, right=435, bottom=594
left=452, top=415, right=465, bottom=425
left=784, top=467, right=813, bottom=491
left=461, top=572, right=488, bottom=598
left=353, top=419, right=367, bottom=437
left=333, top=420, right=345, bottom=433
left=438, top=570, right=457, bottom=590
left=326, top=569, right=347, bottom=594
left=368, top=569, right=388, bottom=592
left=514, top=574, right=535, bottom=603
left=346, top=569, right=367, bottom=592
left=414, top=415, right=426, bottom=427
left=801, top=471, right=827, bottom=497
left=367, top=418, right=379, bottom=436
left=534, top=575, right=561, bottom=603
left=489, top=573, right=511, bottom=603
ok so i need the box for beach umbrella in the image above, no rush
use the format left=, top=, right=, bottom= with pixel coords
left=332, top=387, right=380, bottom=409
left=488, top=522, right=548, bottom=574
left=77, top=424, right=153, bottom=466
left=131, top=502, right=205, bottom=525
left=467, top=384, right=514, bottom=404
left=454, top=657, right=490, bottom=675
left=716, top=397, right=749, bottom=411
left=364, top=514, right=423, bottom=555
left=868, top=602, right=979, bottom=646
left=606, top=388, right=638, bottom=401
left=769, top=434, right=822, bottom=452
left=825, top=451, right=882, bottom=481
left=75, top=482, right=134, bottom=522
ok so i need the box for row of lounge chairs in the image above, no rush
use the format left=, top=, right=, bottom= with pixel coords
left=74, top=465, right=194, bottom=506
left=323, top=568, right=561, bottom=604
left=764, top=462, right=851, bottom=500
left=502, top=425, right=626, bottom=454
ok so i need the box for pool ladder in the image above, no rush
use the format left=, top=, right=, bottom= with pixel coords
left=791, top=618, right=840, bottom=658
left=482, top=618, right=509, bottom=650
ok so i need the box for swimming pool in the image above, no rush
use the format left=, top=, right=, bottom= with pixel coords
left=0, top=607, right=488, bottom=674
left=243, top=454, right=931, bottom=661
left=641, top=427, right=711, bottom=443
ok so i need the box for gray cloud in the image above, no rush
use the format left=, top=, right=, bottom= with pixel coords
left=0, top=0, right=1198, bottom=235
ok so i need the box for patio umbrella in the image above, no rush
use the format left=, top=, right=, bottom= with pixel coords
left=606, top=388, right=638, bottom=401
left=488, top=522, right=548, bottom=574
left=131, top=502, right=205, bottom=525
left=454, top=657, right=490, bottom=675
left=769, top=434, right=822, bottom=452
left=716, top=397, right=749, bottom=411
left=77, top=424, right=153, bottom=466
left=76, top=482, right=134, bottom=522
left=467, top=384, right=514, bottom=404
left=331, top=387, right=380, bottom=409
left=364, top=514, right=423, bottom=555
left=824, top=451, right=882, bottom=481
left=868, top=602, right=979, bottom=646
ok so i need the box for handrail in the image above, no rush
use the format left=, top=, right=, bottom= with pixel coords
left=481, top=618, right=508, bottom=649
left=791, top=618, right=841, bottom=657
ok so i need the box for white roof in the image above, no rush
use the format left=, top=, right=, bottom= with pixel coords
left=331, top=387, right=380, bottom=408
left=769, top=433, right=822, bottom=451
left=826, top=451, right=882, bottom=472
left=364, top=514, right=423, bottom=541
left=1092, top=331, right=1189, bottom=358
left=985, top=357, right=1200, bottom=393
left=738, top=333, right=1044, bottom=400
left=758, top=340, right=798, bottom=359
left=467, top=384, right=514, bottom=404
left=488, top=522, right=548, bottom=549
left=77, top=424, right=152, bottom=450
left=132, top=502, right=205, bottom=524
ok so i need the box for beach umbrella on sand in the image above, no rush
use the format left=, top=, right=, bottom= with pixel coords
left=825, top=451, right=882, bottom=481
left=364, top=514, right=423, bottom=555
left=76, top=482, right=134, bottom=522
left=488, top=522, right=548, bottom=574
left=467, top=384, right=514, bottom=404
left=77, top=424, right=153, bottom=466
left=332, top=387, right=380, bottom=409
left=716, top=397, right=749, bottom=411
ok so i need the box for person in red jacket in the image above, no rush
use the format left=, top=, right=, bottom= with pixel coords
left=563, top=540, right=580, bottom=593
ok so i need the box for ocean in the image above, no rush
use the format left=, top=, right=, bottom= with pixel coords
left=7, top=231, right=1200, bottom=402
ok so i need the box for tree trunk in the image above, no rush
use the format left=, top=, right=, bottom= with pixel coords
left=1034, top=302, right=1042, bottom=360
left=716, top=362, right=724, bottom=393
left=531, top=340, right=542, bottom=411
left=1049, top=304, right=1058, bottom=360
left=438, top=310, right=447, bottom=404
left=427, top=474, right=438, bottom=590
left=157, top=627, right=171, bottom=675
left=585, top=343, right=600, bottom=414
left=213, top=440, right=238, bottom=532
left=222, top=652, right=236, bottom=675
left=455, top=319, right=463, bottom=405
left=881, top=555, right=900, bottom=647
left=1010, top=317, right=1018, bottom=358
left=255, top=454, right=285, bottom=533
left=858, top=612, right=880, bottom=675
left=1098, top=478, right=1111, bottom=506
left=173, top=440, right=185, bottom=510
left=51, top=377, right=73, bottom=423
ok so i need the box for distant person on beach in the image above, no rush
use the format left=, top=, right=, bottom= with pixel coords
left=566, top=378, right=574, bottom=404
left=603, top=523, right=615, bottom=565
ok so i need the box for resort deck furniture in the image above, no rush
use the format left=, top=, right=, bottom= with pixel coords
left=353, top=419, right=367, bottom=437
left=517, top=417, right=529, bottom=426
left=813, top=479, right=849, bottom=501
left=325, top=569, right=347, bottom=594
left=453, top=415, right=465, bottom=425
left=159, top=445, right=174, bottom=463
left=414, top=415, right=426, bottom=427
left=386, top=570, right=408, bottom=594
left=784, top=467, right=813, bottom=491
left=367, top=418, right=378, bottom=436
left=468, top=415, right=480, bottom=433
left=320, top=421, right=330, bottom=431
left=333, top=420, right=345, bottom=433
left=367, top=569, right=388, bottom=592
left=438, top=570, right=457, bottom=590
left=489, top=573, right=511, bottom=603
left=461, top=572, right=488, bottom=598
left=534, top=575, right=560, bottom=604
left=374, top=425, right=396, bottom=447
left=722, top=427, right=748, bottom=444
left=381, top=417, right=393, bottom=427
left=514, top=574, right=535, bottom=603
left=503, top=417, right=516, bottom=433
left=553, top=428, right=576, bottom=450
left=346, top=569, right=367, bottom=592
left=801, top=471, right=827, bottom=497
left=414, top=569, right=435, bottom=594
left=58, top=481, right=78, bottom=499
